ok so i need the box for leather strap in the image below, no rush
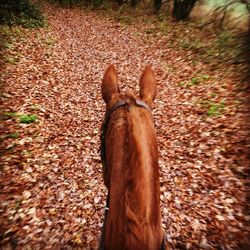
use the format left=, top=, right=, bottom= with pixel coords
left=103, top=99, right=151, bottom=126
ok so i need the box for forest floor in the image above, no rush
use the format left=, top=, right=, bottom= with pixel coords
left=0, top=3, right=249, bottom=249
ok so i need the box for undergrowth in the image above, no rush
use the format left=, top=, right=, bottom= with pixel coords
left=0, top=0, right=45, bottom=28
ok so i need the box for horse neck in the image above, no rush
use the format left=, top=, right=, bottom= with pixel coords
left=104, top=106, right=163, bottom=249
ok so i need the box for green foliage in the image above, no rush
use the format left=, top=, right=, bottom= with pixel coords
left=209, top=92, right=217, bottom=98
left=190, top=77, right=200, bottom=85
left=0, top=25, right=12, bottom=36
left=3, top=42, right=12, bottom=48
left=179, top=37, right=206, bottom=54
left=7, top=132, right=19, bottom=138
left=145, top=27, right=158, bottom=34
left=0, top=26, right=23, bottom=49
left=0, top=132, right=19, bottom=142
left=178, top=81, right=186, bottom=87
left=201, top=74, right=209, bottom=80
left=1, top=111, right=18, bottom=121
left=217, top=32, right=232, bottom=48
left=19, top=114, right=37, bottom=124
left=200, top=100, right=225, bottom=117
left=44, top=36, right=56, bottom=46
left=180, top=40, right=190, bottom=48
left=3, top=111, right=18, bottom=117
left=0, top=0, right=44, bottom=28
left=4, top=55, right=18, bottom=64
left=1, top=111, right=38, bottom=123
left=178, top=74, right=210, bottom=88
left=115, top=15, right=133, bottom=25
left=207, top=102, right=225, bottom=116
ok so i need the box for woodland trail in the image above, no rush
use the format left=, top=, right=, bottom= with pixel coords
left=0, top=4, right=249, bottom=249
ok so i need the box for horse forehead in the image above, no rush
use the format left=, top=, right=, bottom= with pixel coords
left=107, top=93, right=137, bottom=108
left=114, top=89, right=136, bottom=98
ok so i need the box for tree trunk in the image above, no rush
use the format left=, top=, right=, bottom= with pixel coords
left=154, top=0, right=162, bottom=13
left=115, top=0, right=124, bottom=5
left=131, top=0, right=139, bottom=7
left=173, top=0, right=197, bottom=21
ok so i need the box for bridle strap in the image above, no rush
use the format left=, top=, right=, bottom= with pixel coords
left=135, top=99, right=151, bottom=112
left=104, top=99, right=151, bottom=125
left=103, top=100, right=128, bottom=126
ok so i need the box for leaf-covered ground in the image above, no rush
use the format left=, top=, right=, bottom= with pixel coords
left=0, top=4, right=249, bottom=249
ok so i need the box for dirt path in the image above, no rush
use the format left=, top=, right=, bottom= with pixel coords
left=0, top=4, right=249, bottom=249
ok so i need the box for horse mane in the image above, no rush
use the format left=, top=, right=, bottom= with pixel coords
left=103, top=93, right=163, bottom=250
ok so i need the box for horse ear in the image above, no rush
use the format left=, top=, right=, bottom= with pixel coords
left=139, top=65, right=156, bottom=108
left=102, top=65, right=119, bottom=104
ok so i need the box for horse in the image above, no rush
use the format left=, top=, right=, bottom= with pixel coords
left=99, top=65, right=165, bottom=250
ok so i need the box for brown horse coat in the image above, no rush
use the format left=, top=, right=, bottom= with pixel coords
left=101, top=65, right=164, bottom=250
